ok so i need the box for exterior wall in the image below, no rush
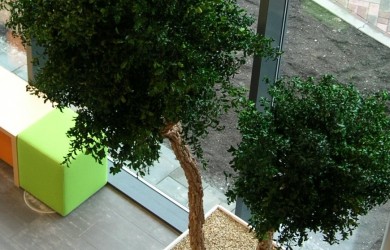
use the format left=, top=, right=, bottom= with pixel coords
left=333, top=0, right=390, bottom=35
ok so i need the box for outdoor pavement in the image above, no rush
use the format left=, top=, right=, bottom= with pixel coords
left=131, top=145, right=235, bottom=213
left=0, top=31, right=27, bottom=81
left=314, top=0, right=390, bottom=48
left=0, top=1, right=389, bottom=249
left=333, top=0, right=390, bottom=35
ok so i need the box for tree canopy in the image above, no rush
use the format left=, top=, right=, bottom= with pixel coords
left=1, top=0, right=276, bottom=174
left=227, top=75, right=390, bottom=248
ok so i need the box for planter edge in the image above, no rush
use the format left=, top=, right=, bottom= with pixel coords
left=164, top=205, right=248, bottom=250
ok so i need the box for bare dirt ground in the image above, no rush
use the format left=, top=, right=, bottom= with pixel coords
left=200, top=0, right=390, bottom=192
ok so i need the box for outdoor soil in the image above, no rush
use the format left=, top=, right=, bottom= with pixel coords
left=199, top=0, right=390, bottom=192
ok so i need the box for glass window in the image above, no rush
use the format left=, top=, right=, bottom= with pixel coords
left=280, top=0, right=390, bottom=249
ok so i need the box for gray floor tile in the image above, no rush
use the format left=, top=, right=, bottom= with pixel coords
left=0, top=164, right=16, bottom=193
left=156, top=177, right=189, bottom=208
left=0, top=190, right=45, bottom=226
left=139, top=145, right=180, bottom=185
left=48, top=204, right=97, bottom=239
left=0, top=160, right=178, bottom=250
left=203, top=186, right=235, bottom=213
left=142, top=156, right=179, bottom=185
left=168, top=167, right=210, bottom=190
left=12, top=65, right=28, bottom=81
left=11, top=216, right=78, bottom=250
left=100, top=186, right=179, bottom=245
left=0, top=208, right=26, bottom=239
left=0, top=167, right=42, bottom=238
left=0, top=51, right=25, bottom=72
left=0, top=233, right=23, bottom=250
left=168, top=167, right=188, bottom=188
left=159, top=144, right=177, bottom=160
left=81, top=210, right=168, bottom=250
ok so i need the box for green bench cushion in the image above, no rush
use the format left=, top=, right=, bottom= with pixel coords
left=17, top=108, right=107, bottom=216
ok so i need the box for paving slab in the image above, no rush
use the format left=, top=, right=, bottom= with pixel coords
left=155, top=176, right=189, bottom=208
left=142, top=153, right=179, bottom=185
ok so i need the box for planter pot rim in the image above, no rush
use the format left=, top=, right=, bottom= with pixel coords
left=164, top=205, right=249, bottom=250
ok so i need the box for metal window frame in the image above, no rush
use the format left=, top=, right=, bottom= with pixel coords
left=235, top=0, right=290, bottom=221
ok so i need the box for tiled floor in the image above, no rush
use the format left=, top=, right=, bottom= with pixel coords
left=0, top=161, right=179, bottom=250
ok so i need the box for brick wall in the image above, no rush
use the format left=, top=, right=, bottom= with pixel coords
left=333, top=0, right=390, bottom=35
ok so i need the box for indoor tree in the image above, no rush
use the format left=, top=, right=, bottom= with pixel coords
left=226, top=75, right=390, bottom=250
left=0, top=0, right=277, bottom=249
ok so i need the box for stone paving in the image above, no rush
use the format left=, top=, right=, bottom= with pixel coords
left=333, top=0, right=390, bottom=35
left=0, top=33, right=27, bottom=81
left=136, top=145, right=235, bottom=213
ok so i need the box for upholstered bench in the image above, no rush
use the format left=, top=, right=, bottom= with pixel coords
left=0, top=66, right=53, bottom=186
left=17, top=108, right=107, bottom=216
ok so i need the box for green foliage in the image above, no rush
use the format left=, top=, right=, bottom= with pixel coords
left=226, top=75, right=390, bottom=247
left=0, top=0, right=277, bottom=174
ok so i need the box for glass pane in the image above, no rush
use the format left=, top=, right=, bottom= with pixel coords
left=280, top=0, right=390, bottom=249
left=0, top=9, right=27, bottom=79
left=281, top=0, right=390, bottom=92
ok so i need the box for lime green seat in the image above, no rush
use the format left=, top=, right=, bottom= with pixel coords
left=17, top=108, right=107, bottom=216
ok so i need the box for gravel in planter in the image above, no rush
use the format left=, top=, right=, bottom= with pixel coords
left=172, top=208, right=258, bottom=249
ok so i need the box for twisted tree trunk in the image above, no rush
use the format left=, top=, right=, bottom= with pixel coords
left=256, top=231, right=274, bottom=250
left=162, top=123, right=205, bottom=250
